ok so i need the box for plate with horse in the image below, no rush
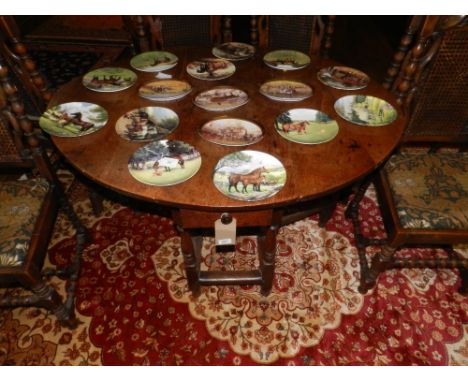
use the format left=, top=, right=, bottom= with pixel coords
left=194, top=86, right=249, bottom=111
left=317, top=66, right=370, bottom=90
left=39, top=102, right=108, bottom=138
left=212, top=42, right=255, bottom=61
left=82, top=67, right=137, bottom=92
left=199, top=118, right=263, bottom=146
left=260, top=80, right=313, bottom=102
left=139, top=80, right=192, bottom=101
left=130, top=51, right=178, bottom=72
left=263, top=50, right=310, bottom=71
left=128, top=140, right=202, bottom=186
left=274, top=108, right=339, bottom=144
left=186, top=58, right=236, bottom=80
left=213, top=150, right=286, bottom=201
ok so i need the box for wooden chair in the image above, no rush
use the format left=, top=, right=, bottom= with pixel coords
left=0, top=52, right=88, bottom=328
left=123, top=16, right=230, bottom=53
left=345, top=16, right=468, bottom=294
left=256, top=16, right=336, bottom=57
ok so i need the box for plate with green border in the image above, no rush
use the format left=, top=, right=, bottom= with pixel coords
left=263, top=50, right=311, bottom=71
left=213, top=150, right=286, bottom=202
left=128, top=140, right=201, bottom=186
left=82, top=67, right=137, bottom=92
left=130, top=51, right=178, bottom=72
left=274, top=108, right=339, bottom=144
left=39, top=102, right=108, bottom=137
left=334, top=95, right=398, bottom=126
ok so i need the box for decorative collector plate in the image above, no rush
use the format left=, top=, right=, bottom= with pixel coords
left=128, top=140, right=201, bottom=186
left=317, top=66, right=370, bottom=90
left=199, top=118, right=263, bottom=146
left=263, top=50, right=310, bottom=71
left=130, top=51, right=178, bottom=72
left=39, top=102, right=108, bottom=138
left=82, top=67, right=137, bottom=92
left=212, top=42, right=255, bottom=61
left=115, top=107, right=179, bottom=141
left=274, top=108, right=339, bottom=144
left=186, top=58, right=236, bottom=80
left=138, top=80, right=192, bottom=101
left=213, top=150, right=286, bottom=202
left=194, top=86, right=249, bottom=111
left=334, top=95, right=398, bottom=127
left=260, top=80, right=313, bottom=102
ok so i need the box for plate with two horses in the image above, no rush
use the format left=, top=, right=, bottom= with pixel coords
left=82, top=67, right=137, bottom=92
left=128, top=140, right=202, bottom=186
left=213, top=150, right=286, bottom=201
left=39, top=102, right=108, bottom=137
left=274, top=108, right=339, bottom=145
left=115, top=107, right=179, bottom=141
left=130, top=51, right=178, bottom=72
left=186, top=58, right=236, bottom=80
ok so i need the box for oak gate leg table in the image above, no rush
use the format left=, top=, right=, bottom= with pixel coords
left=48, top=46, right=406, bottom=297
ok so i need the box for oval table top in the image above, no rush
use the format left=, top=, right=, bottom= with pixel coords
left=49, top=46, right=406, bottom=212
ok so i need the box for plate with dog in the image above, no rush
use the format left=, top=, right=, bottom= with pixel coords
left=274, top=108, right=339, bottom=144
left=186, top=58, right=236, bottom=80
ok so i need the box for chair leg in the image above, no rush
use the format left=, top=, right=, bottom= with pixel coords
left=459, top=267, right=468, bottom=295
left=359, top=244, right=396, bottom=293
left=88, top=188, right=104, bottom=216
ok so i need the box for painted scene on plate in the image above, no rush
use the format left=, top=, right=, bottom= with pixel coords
left=199, top=118, right=263, bottom=146
left=334, top=95, right=397, bottom=126
left=317, top=66, right=369, bottom=90
left=187, top=58, right=235, bottom=80
left=195, top=87, right=248, bottom=111
left=82, top=67, right=136, bottom=92
left=260, top=80, right=312, bottom=101
left=213, top=150, right=286, bottom=201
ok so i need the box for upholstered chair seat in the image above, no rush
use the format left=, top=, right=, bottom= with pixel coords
left=0, top=178, right=50, bottom=267
left=385, top=152, right=468, bottom=230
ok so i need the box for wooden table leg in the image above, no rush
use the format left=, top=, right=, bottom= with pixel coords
left=176, top=225, right=201, bottom=297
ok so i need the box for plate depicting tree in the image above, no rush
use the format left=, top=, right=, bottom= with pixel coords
left=39, top=102, right=108, bottom=138
left=186, top=58, right=236, bottom=80
left=130, top=51, right=178, bottom=72
left=128, top=140, right=201, bottom=186
left=317, top=66, right=370, bottom=90
left=263, top=50, right=310, bottom=71
left=82, top=67, right=137, bottom=92
left=213, top=150, right=286, bottom=201
left=138, top=80, right=192, bottom=101
left=334, top=95, right=398, bottom=127
left=115, top=107, right=179, bottom=141
left=260, top=80, right=313, bottom=102
left=212, top=42, right=255, bottom=60
left=199, top=118, right=263, bottom=146
left=274, top=108, right=339, bottom=144
left=194, top=87, right=249, bottom=111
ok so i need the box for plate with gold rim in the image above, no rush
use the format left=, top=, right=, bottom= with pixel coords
left=199, top=118, right=263, bottom=146
left=130, top=51, right=178, bottom=72
left=317, top=66, right=370, bottom=90
left=186, top=58, right=236, bottom=80
left=82, top=67, right=137, bottom=92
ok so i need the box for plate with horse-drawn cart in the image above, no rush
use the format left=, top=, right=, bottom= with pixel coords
left=115, top=107, right=179, bottom=141
left=263, top=50, right=310, bottom=71
left=212, top=42, right=255, bottom=61
left=128, top=140, right=202, bottom=186
left=82, top=67, right=137, bottom=92
left=130, top=51, right=178, bottom=72
left=199, top=118, right=263, bottom=146
left=139, top=80, right=192, bottom=101
left=39, top=102, right=108, bottom=137
left=274, top=108, right=339, bottom=144
left=194, top=86, right=249, bottom=111
left=186, top=58, right=236, bottom=80
left=260, top=80, right=313, bottom=102
left=317, top=66, right=370, bottom=90
left=212, top=150, right=286, bottom=201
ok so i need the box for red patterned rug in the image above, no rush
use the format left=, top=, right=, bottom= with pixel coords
left=1, top=181, right=467, bottom=365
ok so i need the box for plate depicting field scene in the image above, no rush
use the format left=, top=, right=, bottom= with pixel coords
left=212, top=42, right=255, bottom=60
left=263, top=50, right=310, bottom=71
left=138, top=80, right=192, bottom=101
left=186, top=58, right=236, bottom=80
left=39, top=102, right=108, bottom=137
left=115, top=107, right=179, bottom=141
left=334, top=95, right=398, bottom=126
left=82, top=67, right=137, bottom=92
left=194, top=87, right=249, bottom=111
left=260, top=80, right=313, bottom=102
left=213, top=150, right=286, bottom=201
left=317, top=66, right=370, bottom=90
left=199, top=118, right=263, bottom=146
left=275, top=108, right=339, bottom=144
left=128, top=140, right=201, bottom=186
left=130, top=51, right=178, bottom=72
